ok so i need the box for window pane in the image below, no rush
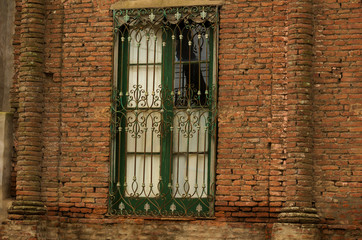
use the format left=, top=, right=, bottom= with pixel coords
left=173, top=27, right=209, bottom=107
left=174, top=63, right=208, bottom=106
left=172, top=154, right=209, bottom=198
left=129, top=29, right=162, bottom=64
left=126, top=154, right=161, bottom=197
left=173, top=110, right=209, bottom=153
left=128, top=66, right=162, bottom=108
left=126, top=110, right=162, bottom=153
left=175, top=28, right=208, bottom=62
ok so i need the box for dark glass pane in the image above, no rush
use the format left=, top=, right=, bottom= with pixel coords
left=174, top=25, right=209, bottom=107
left=174, top=63, right=208, bottom=106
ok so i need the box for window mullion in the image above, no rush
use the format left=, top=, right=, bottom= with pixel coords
left=160, top=29, right=173, bottom=201
left=207, top=28, right=215, bottom=203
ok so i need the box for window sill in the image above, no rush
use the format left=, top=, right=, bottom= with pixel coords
left=105, top=214, right=216, bottom=221
left=111, top=0, right=224, bottom=10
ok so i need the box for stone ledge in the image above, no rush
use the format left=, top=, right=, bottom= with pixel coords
left=278, top=207, right=320, bottom=224
left=8, top=200, right=46, bottom=218
left=111, top=0, right=225, bottom=10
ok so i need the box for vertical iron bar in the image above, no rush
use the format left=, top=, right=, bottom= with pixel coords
left=150, top=117, right=154, bottom=195
left=179, top=34, right=182, bottom=94
left=177, top=126, right=180, bottom=191
left=146, top=32, right=149, bottom=96
left=205, top=31, right=209, bottom=91
left=136, top=33, right=140, bottom=105
left=124, top=34, right=131, bottom=190
left=169, top=127, right=173, bottom=186
left=143, top=115, right=147, bottom=194
left=134, top=121, right=138, bottom=185
left=117, top=122, right=121, bottom=185
left=133, top=34, right=139, bottom=187
left=188, top=29, right=191, bottom=105
left=153, top=34, right=157, bottom=92
left=120, top=34, right=124, bottom=97
left=117, top=34, right=124, bottom=185
left=198, top=32, right=201, bottom=101
left=169, top=32, right=175, bottom=188
left=186, top=114, right=190, bottom=181
left=161, top=30, right=166, bottom=190
left=203, top=127, right=207, bottom=186
left=195, top=115, right=200, bottom=188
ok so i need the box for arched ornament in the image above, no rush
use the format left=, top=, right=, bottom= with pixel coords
left=113, top=6, right=219, bottom=29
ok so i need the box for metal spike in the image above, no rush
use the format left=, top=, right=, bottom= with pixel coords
left=200, top=7, right=207, bottom=19
left=149, top=11, right=155, bottom=22
left=175, top=11, right=181, bottom=20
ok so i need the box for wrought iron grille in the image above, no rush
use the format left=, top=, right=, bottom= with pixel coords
left=110, top=6, right=218, bottom=217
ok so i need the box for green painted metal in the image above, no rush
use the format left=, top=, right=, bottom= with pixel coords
left=110, top=5, right=218, bottom=218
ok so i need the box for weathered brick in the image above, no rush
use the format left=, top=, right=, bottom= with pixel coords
left=2, top=0, right=361, bottom=239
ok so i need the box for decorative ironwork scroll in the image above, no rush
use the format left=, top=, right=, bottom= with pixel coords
left=110, top=6, right=218, bottom=218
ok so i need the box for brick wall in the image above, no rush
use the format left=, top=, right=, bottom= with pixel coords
left=217, top=0, right=288, bottom=221
left=2, top=0, right=361, bottom=239
left=41, top=0, right=114, bottom=220
left=312, top=0, right=362, bottom=235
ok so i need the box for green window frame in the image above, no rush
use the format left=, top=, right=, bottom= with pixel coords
left=110, top=6, right=218, bottom=218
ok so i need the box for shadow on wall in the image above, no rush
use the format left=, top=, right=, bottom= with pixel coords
left=0, top=113, right=13, bottom=221
left=0, top=0, right=15, bottom=221
left=0, top=0, right=14, bottom=112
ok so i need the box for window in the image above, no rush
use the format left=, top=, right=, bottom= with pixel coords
left=110, top=6, right=218, bottom=217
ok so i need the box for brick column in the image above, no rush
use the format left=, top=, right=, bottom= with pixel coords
left=272, top=0, right=319, bottom=239
left=8, top=0, right=46, bottom=218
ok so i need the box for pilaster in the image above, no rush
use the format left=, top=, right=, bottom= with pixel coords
left=272, top=0, right=319, bottom=238
left=8, top=0, right=46, bottom=219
